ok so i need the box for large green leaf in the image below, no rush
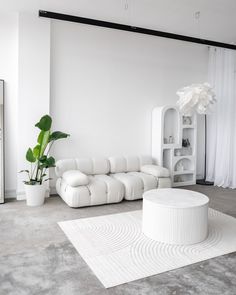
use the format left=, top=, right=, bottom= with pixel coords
left=37, top=130, right=50, bottom=157
left=40, top=156, right=56, bottom=169
left=39, top=155, right=47, bottom=163
left=35, top=115, right=52, bottom=131
left=26, top=148, right=36, bottom=163
left=49, top=131, right=70, bottom=142
left=33, top=145, right=40, bottom=159
left=37, top=131, right=44, bottom=144
left=47, top=156, right=56, bottom=167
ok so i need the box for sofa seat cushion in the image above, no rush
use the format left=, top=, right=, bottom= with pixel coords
left=56, top=178, right=91, bottom=207
left=140, top=164, right=170, bottom=177
left=56, top=174, right=124, bottom=208
left=111, top=172, right=157, bottom=200
left=62, top=170, right=89, bottom=187
left=128, top=172, right=158, bottom=191
left=89, top=175, right=124, bottom=204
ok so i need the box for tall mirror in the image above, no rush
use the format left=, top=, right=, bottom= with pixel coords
left=0, top=80, right=4, bottom=204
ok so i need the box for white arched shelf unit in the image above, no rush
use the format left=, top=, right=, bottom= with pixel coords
left=152, top=105, right=196, bottom=187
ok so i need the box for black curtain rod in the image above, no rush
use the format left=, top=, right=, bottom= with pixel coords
left=39, top=10, right=236, bottom=51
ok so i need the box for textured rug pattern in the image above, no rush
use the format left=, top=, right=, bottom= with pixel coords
left=58, top=209, right=236, bottom=288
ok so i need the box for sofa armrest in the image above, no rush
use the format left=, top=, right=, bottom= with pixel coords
left=141, top=165, right=170, bottom=178
left=62, top=170, right=89, bottom=187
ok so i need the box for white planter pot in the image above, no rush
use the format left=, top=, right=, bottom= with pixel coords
left=25, top=183, right=46, bottom=207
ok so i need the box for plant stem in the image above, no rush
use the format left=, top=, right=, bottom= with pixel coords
left=32, top=162, right=37, bottom=180
left=41, top=141, right=55, bottom=183
left=39, top=166, right=44, bottom=184
left=27, top=171, right=31, bottom=181
left=46, top=141, right=54, bottom=157
left=35, top=161, right=40, bottom=183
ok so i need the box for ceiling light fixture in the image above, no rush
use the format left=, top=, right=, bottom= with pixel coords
left=39, top=10, right=236, bottom=51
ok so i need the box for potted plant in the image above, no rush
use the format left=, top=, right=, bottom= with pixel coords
left=20, top=114, right=69, bottom=206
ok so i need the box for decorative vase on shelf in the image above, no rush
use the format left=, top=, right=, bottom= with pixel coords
left=176, top=150, right=181, bottom=157
left=169, top=136, right=174, bottom=144
left=183, top=116, right=192, bottom=125
left=176, top=162, right=184, bottom=172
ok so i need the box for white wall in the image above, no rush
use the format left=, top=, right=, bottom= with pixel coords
left=0, top=13, right=51, bottom=198
left=50, top=20, right=207, bottom=186
left=0, top=13, right=207, bottom=197
left=0, top=13, right=18, bottom=195
left=17, top=13, right=51, bottom=197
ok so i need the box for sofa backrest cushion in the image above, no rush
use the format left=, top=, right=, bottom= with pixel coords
left=55, top=155, right=153, bottom=176
left=55, top=159, right=77, bottom=177
left=109, top=155, right=152, bottom=173
left=55, top=157, right=110, bottom=177
left=76, top=157, right=110, bottom=175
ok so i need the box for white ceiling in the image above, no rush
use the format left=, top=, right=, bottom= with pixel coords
left=1, top=0, right=236, bottom=43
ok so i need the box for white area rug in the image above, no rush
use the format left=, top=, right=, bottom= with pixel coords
left=58, top=209, right=236, bottom=288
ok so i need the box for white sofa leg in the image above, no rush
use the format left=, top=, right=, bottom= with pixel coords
left=158, top=178, right=172, bottom=188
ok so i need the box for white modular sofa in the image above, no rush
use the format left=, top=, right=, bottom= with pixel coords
left=55, top=155, right=171, bottom=208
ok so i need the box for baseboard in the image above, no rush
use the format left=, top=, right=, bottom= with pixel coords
left=5, top=190, right=17, bottom=199
left=196, top=174, right=204, bottom=180
left=17, top=191, right=26, bottom=200
left=50, top=186, right=57, bottom=195
left=18, top=189, right=51, bottom=200
left=5, top=186, right=57, bottom=200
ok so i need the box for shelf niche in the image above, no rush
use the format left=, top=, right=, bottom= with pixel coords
left=174, top=147, right=192, bottom=156
left=163, top=108, right=178, bottom=145
left=163, top=149, right=171, bottom=170
left=174, top=174, right=194, bottom=183
left=182, top=128, right=194, bottom=150
left=174, top=158, right=193, bottom=172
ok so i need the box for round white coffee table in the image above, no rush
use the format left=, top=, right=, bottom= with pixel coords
left=142, top=188, right=209, bottom=245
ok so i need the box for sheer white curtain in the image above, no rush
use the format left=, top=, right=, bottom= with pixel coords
left=206, top=47, right=236, bottom=188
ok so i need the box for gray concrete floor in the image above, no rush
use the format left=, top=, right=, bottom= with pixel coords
left=0, top=185, right=236, bottom=295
